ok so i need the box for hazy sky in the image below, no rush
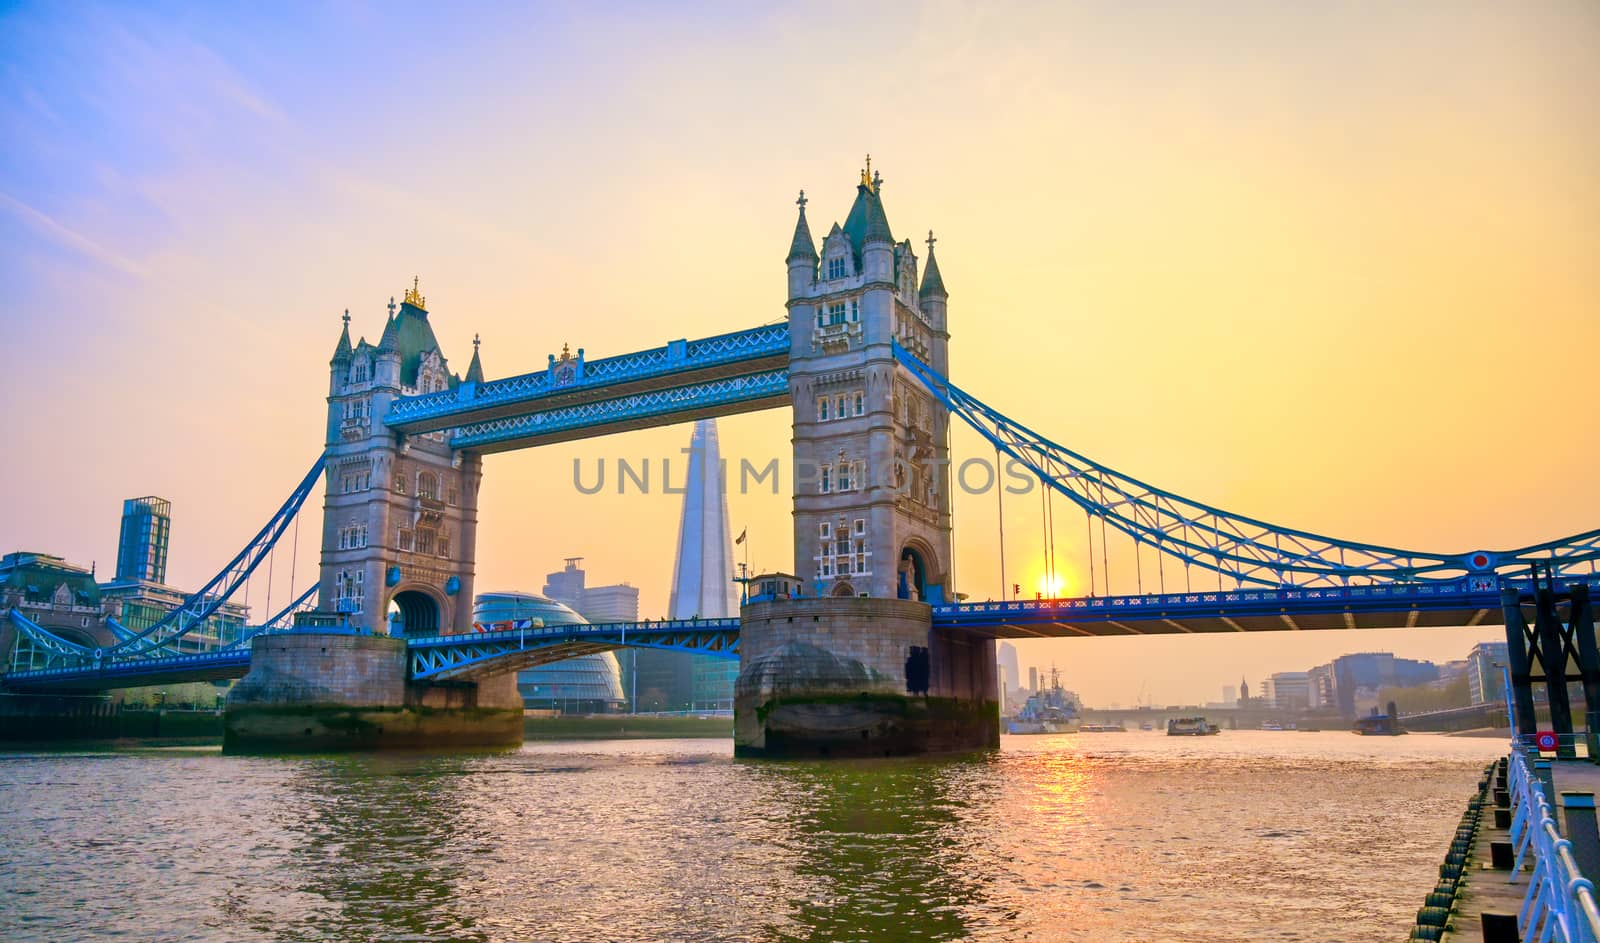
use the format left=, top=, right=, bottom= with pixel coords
left=3, top=2, right=1596, bottom=705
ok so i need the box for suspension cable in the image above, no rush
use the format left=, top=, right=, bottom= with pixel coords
left=264, top=544, right=276, bottom=624
left=1157, top=532, right=1166, bottom=594
left=1099, top=509, right=1111, bottom=597
left=1046, top=481, right=1059, bottom=598
left=1134, top=527, right=1143, bottom=595
left=996, top=447, right=1008, bottom=600
left=1085, top=511, right=1096, bottom=599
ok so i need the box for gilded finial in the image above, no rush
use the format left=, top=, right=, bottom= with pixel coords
left=560, top=342, right=572, bottom=361
left=342, top=308, right=351, bottom=326
left=860, top=153, right=874, bottom=193
left=403, top=276, right=426, bottom=310
left=926, top=229, right=936, bottom=252
left=473, top=333, right=481, bottom=351
left=796, top=189, right=807, bottom=210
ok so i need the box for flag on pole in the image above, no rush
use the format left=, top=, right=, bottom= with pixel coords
left=735, top=527, right=747, bottom=545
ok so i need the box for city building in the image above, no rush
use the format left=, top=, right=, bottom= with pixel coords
left=474, top=591, right=624, bottom=712
left=1467, top=642, right=1510, bottom=705
left=997, top=642, right=1020, bottom=696
left=98, top=578, right=248, bottom=654
left=666, top=419, right=741, bottom=711
left=0, top=552, right=117, bottom=668
left=1261, top=671, right=1311, bottom=711
left=115, top=496, right=171, bottom=584
left=1222, top=685, right=1238, bottom=707
left=539, top=557, right=639, bottom=708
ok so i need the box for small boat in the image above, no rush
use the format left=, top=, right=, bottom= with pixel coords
left=1352, top=701, right=1406, bottom=736
left=1079, top=723, right=1127, bottom=732
left=1352, top=713, right=1406, bottom=736
left=1167, top=716, right=1221, bottom=736
left=1139, top=722, right=1154, bottom=731
left=1260, top=722, right=1284, bottom=731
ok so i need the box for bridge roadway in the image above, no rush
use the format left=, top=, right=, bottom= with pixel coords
left=5, top=577, right=1595, bottom=692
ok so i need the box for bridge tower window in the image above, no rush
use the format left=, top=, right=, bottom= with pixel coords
left=820, top=464, right=832, bottom=494
left=418, top=472, right=439, bottom=500
left=827, top=256, right=847, bottom=280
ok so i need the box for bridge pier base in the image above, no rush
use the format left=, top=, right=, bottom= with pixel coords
left=734, top=598, right=999, bottom=758
left=223, top=632, right=522, bottom=753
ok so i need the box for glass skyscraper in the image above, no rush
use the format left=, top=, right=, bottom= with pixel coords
left=115, top=496, right=171, bottom=584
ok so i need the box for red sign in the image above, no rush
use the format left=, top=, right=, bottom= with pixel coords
left=1537, top=731, right=1559, bottom=751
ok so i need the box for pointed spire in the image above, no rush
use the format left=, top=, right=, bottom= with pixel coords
left=787, top=189, right=817, bottom=264
left=465, top=333, right=484, bottom=383
left=331, top=309, right=353, bottom=362
left=377, top=309, right=399, bottom=354
left=919, top=229, right=947, bottom=299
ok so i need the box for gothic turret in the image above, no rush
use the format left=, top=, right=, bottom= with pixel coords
left=465, top=334, right=485, bottom=384
left=331, top=309, right=353, bottom=365
left=919, top=230, right=948, bottom=352
left=374, top=298, right=402, bottom=389
left=787, top=190, right=818, bottom=300
left=919, top=233, right=946, bottom=301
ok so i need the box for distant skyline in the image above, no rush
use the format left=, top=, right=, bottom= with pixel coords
left=3, top=3, right=1595, bottom=705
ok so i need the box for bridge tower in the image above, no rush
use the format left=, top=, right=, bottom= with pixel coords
left=784, top=161, right=953, bottom=603
left=736, top=162, right=998, bottom=758
left=320, top=282, right=484, bottom=636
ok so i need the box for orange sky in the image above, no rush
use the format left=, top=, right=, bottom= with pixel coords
left=2, top=3, right=1596, bottom=704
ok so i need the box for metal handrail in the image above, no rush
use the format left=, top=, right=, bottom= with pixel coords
left=1508, top=749, right=1600, bottom=943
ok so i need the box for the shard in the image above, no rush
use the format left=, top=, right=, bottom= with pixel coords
left=668, top=419, right=740, bottom=621
left=661, top=419, right=740, bottom=709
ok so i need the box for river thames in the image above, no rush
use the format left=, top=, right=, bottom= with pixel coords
left=0, top=731, right=1503, bottom=942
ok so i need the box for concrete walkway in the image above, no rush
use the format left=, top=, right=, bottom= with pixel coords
left=1443, top=756, right=1600, bottom=942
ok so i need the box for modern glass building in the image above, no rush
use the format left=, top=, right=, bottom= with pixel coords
left=115, top=496, right=171, bottom=584
left=474, top=591, right=625, bottom=712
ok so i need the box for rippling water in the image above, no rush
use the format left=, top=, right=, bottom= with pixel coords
left=0, top=732, right=1503, bottom=942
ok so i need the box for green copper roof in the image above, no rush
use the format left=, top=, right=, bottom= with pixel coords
left=389, top=303, right=445, bottom=387
left=465, top=345, right=484, bottom=384
left=919, top=244, right=947, bottom=298
left=842, top=183, right=893, bottom=257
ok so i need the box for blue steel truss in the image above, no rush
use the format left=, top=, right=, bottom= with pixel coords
left=407, top=618, right=740, bottom=682
left=104, top=456, right=327, bottom=654
left=387, top=323, right=790, bottom=431
left=934, top=576, right=1600, bottom=636
left=894, top=343, right=1600, bottom=588
left=450, top=369, right=789, bottom=451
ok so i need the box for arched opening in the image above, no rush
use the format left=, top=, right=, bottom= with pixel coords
left=831, top=581, right=856, bottom=597
left=388, top=588, right=441, bottom=637
left=898, top=546, right=929, bottom=602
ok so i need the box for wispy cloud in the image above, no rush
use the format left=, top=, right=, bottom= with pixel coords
left=0, top=190, right=144, bottom=277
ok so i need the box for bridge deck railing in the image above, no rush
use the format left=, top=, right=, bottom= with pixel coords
left=1509, top=748, right=1600, bottom=943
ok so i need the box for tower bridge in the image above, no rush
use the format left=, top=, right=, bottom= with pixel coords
left=4, top=162, right=1597, bottom=755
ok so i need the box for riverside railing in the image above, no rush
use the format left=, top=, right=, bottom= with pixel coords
left=1508, top=748, right=1600, bottom=943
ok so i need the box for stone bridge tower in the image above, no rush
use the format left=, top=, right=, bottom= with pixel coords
left=784, top=160, right=954, bottom=603
left=736, top=162, right=997, bottom=759
left=320, top=281, right=484, bottom=636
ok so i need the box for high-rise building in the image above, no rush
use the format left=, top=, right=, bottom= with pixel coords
left=115, top=496, right=171, bottom=584
left=537, top=553, right=636, bottom=701
left=1223, top=685, right=1238, bottom=706
left=997, top=641, right=1020, bottom=695
left=1309, top=652, right=1440, bottom=718
left=1261, top=671, right=1312, bottom=711
left=667, top=419, right=741, bottom=711
left=1467, top=642, right=1509, bottom=705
